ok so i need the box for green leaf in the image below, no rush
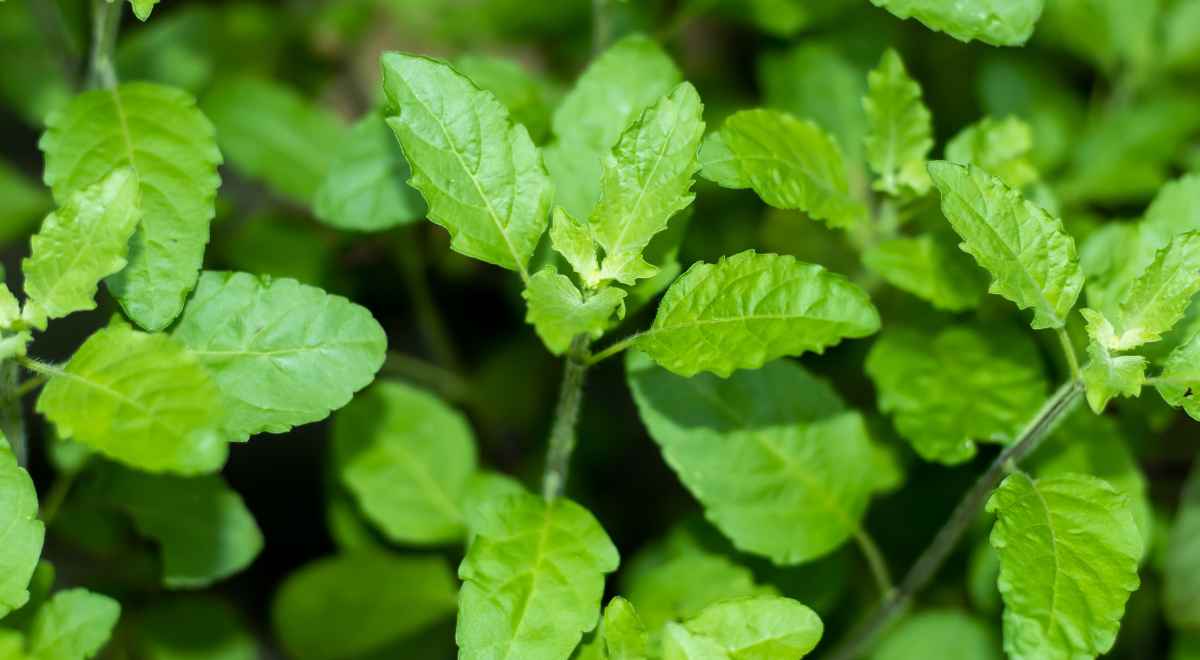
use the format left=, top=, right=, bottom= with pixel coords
left=202, top=76, right=345, bottom=205
left=523, top=269, right=626, bottom=355
left=133, top=595, right=257, bottom=660
left=636, top=251, right=880, bottom=377
left=945, top=116, right=1038, bottom=190
left=1165, top=462, right=1200, bottom=628
left=987, top=473, right=1142, bottom=660
left=869, top=0, right=1044, bottom=46
left=706, top=110, right=866, bottom=229
left=312, top=113, right=425, bottom=232
left=37, top=324, right=226, bottom=475
left=663, top=596, right=823, bottom=660
left=550, top=207, right=601, bottom=286
left=862, top=233, right=987, bottom=311
left=333, top=380, right=477, bottom=545
left=40, top=82, right=222, bottom=331
left=1157, top=331, right=1200, bottom=420
left=456, top=54, right=557, bottom=143
left=589, top=82, right=704, bottom=285
left=170, top=271, right=387, bottom=441
left=1080, top=312, right=1148, bottom=413
left=1102, top=232, right=1200, bottom=350
left=0, top=432, right=43, bottom=618
left=273, top=552, right=458, bottom=660
left=928, top=161, right=1083, bottom=329
left=381, top=52, right=553, bottom=278
left=129, top=0, right=160, bottom=21
left=457, top=491, right=619, bottom=660
left=698, top=132, right=748, bottom=190
left=866, top=324, right=1047, bottom=464
left=863, top=49, right=933, bottom=197
left=870, top=610, right=1001, bottom=660
left=27, top=589, right=121, bottom=660
left=627, top=352, right=875, bottom=564
left=21, top=169, right=141, bottom=330
left=603, top=597, right=650, bottom=660
left=0, top=284, right=21, bottom=329
left=93, top=466, right=262, bottom=588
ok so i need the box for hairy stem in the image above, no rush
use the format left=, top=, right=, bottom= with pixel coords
left=396, top=230, right=462, bottom=372
left=823, top=379, right=1083, bottom=660
left=542, top=335, right=591, bottom=500
left=87, top=0, right=121, bottom=89
left=0, top=361, right=27, bottom=467
left=1056, top=327, right=1081, bottom=381
left=854, top=529, right=895, bottom=598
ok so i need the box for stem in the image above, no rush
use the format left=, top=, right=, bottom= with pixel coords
left=854, top=529, right=895, bottom=597
left=8, top=375, right=49, bottom=401
left=40, top=469, right=82, bottom=526
left=0, top=361, right=27, bottom=467
left=382, top=352, right=471, bottom=403
left=542, top=335, right=591, bottom=501
left=87, top=0, right=121, bottom=90
left=591, top=0, right=612, bottom=57
left=396, top=231, right=462, bottom=372
left=822, top=380, right=1083, bottom=660
left=29, top=0, right=82, bottom=87
left=585, top=332, right=641, bottom=366
left=1056, top=328, right=1081, bottom=380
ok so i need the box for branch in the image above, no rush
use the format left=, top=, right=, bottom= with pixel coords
left=87, top=0, right=122, bottom=90
left=542, top=335, right=591, bottom=500
left=822, top=379, right=1083, bottom=660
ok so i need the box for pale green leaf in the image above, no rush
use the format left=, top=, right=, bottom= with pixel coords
left=40, top=82, right=222, bottom=331
left=130, top=0, right=160, bottom=21
left=987, top=473, right=1142, bottom=660
left=27, top=589, right=121, bottom=660
left=627, top=352, right=874, bottom=564
left=461, top=471, right=527, bottom=539
left=94, top=466, right=262, bottom=588
left=590, top=82, right=704, bottom=285
left=333, top=380, right=477, bottom=545
left=706, top=110, right=866, bottom=229
left=0, top=432, right=43, bottom=618
left=669, top=596, right=822, bottom=659
left=863, top=49, right=932, bottom=196
left=202, top=76, right=345, bottom=205
left=456, top=54, right=556, bottom=143
left=134, top=595, right=257, bottom=660
left=170, top=271, right=387, bottom=441
left=1157, top=331, right=1200, bottom=420
left=1165, top=462, right=1200, bottom=628
left=21, top=169, right=141, bottom=330
left=312, top=113, right=425, bottom=232
left=1080, top=312, right=1147, bottom=413
left=37, top=324, right=226, bottom=475
left=636, top=251, right=880, bottom=377
left=862, top=233, right=987, bottom=311
left=381, top=52, right=553, bottom=277
left=550, top=207, right=600, bottom=286
left=604, top=597, right=649, bottom=660
left=0, top=284, right=20, bottom=329
left=663, top=623, right=727, bottom=660
left=870, top=0, right=1044, bottom=46
left=698, top=132, right=748, bottom=189
left=1105, top=232, right=1200, bottom=350
left=456, top=491, right=619, bottom=660
left=928, top=161, right=1083, bottom=329
left=870, top=610, right=1001, bottom=660
left=865, top=324, right=1047, bottom=465
left=273, top=552, right=458, bottom=660
left=523, top=269, right=626, bottom=355
left=945, top=116, right=1038, bottom=190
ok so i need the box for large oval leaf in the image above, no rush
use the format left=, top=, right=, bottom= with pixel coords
left=0, top=432, right=43, bottom=618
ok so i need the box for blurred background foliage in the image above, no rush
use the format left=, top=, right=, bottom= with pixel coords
left=1, top=0, right=1199, bottom=658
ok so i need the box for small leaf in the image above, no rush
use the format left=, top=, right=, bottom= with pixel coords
left=590, top=83, right=705, bottom=285
left=706, top=110, right=866, bottom=228
left=381, top=52, right=553, bottom=277
left=1157, top=330, right=1200, bottom=420
left=0, top=283, right=22, bottom=329
left=457, top=491, right=619, bottom=660
left=550, top=207, right=601, bottom=286
left=863, top=49, right=933, bottom=196
left=865, top=324, right=1047, bottom=464
left=0, top=432, right=44, bottom=618
left=312, top=113, right=425, bottom=232
left=129, top=0, right=160, bottom=21
left=27, top=589, right=121, bottom=660
left=637, top=251, right=879, bottom=377
left=928, top=161, right=1083, bottom=329
left=666, top=596, right=823, bottom=659
left=523, top=269, right=626, bottom=355
left=871, top=610, right=1001, bottom=660
left=202, top=76, right=345, bottom=205
left=171, top=271, right=387, bottom=441
left=870, top=0, right=1044, bottom=46
left=945, top=116, right=1038, bottom=189
left=93, top=465, right=262, bottom=588
left=333, top=381, right=478, bottom=545
left=862, top=233, right=987, bottom=311
left=273, top=552, right=458, bottom=660
left=628, top=352, right=875, bottom=564
left=1165, top=462, right=1200, bottom=628
left=1080, top=312, right=1147, bottom=413
left=987, top=473, right=1142, bottom=660
left=21, top=169, right=141, bottom=330
left=1107, top=231, right=1200, bottom=350
left=604, top=597, right=650, bottom=660
left=40, top=82, right=222, bottom=331
left=37, top=324, right=226, bottom=475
